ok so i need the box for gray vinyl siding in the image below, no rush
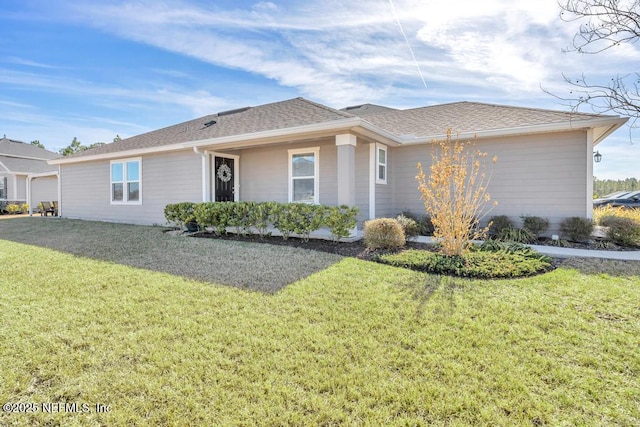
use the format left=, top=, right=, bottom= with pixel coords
left=390, top=131, right=589, bottom=233
left=31, top=177, right=58, bottom=207
left=238, top=139, right=339, bottom=206
left=60, top=150, right=201, bottom=225
left=16, top=175, right=27, bottom=201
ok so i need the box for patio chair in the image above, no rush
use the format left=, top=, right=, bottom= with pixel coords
left=40, top=201, right=54, bottom=217
left=51, top=201, right=58, bottom=216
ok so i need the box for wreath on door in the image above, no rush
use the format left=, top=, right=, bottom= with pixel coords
left=217, top=163, right=232, bottom=183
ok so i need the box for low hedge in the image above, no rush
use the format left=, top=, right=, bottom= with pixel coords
left=169, top=201, right=358, bottom=242
left=377, top=243, right=552, bottom=279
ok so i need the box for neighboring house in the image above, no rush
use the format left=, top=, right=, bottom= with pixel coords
left=48, top=97, right=627, bottom=233
left=0, top=136, right=60, bottom=214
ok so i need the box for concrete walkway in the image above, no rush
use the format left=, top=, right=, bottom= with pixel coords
left=413, top=236, right=640, bottom=261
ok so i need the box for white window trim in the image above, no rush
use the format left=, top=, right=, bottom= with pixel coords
left=110, top=157, right=142, bottom=205
left=288, top=147, right=319, bottom=204
left=376, top=143, right=387, bottom=185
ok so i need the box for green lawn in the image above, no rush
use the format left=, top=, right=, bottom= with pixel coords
left=0, top=222, right=639, bottom=425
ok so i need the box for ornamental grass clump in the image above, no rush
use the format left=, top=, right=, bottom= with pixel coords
left=363, top=218, right=405, bottom=249
left=416, top=129, right=497, bottom=256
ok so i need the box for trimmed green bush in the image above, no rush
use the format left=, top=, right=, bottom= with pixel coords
left=378, top=246, right=551, bottom=279
left=193, top=202, right=229, bottom=235
left=271, top=203, right=324, bottom=241
left=164, top=202, right=198, bottom=230
left=248, top=201, right=276, bottom=238
left=396, top=214, right=420, bottom=240
left=324, top=205, right=359, bottom=242
left=488, top=215, right=513, bottom=236
left=20, top=203, right=29, bottom=214
left=6, top=203, right=20, bottom=214
left=600, top=215, right=640, bottom=247
left=521, top=215, right=550, bottom=238
left=400, top=211, right=434, bottom=236
left=363, top=218, right=405, bottom=249
left=560, top=217, right=594, bottom=242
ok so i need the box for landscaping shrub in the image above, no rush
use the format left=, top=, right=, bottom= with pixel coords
left=248, top=201, right=276, bottom=238
left=20, top=203, right=29, bottom=214
left=164, top=202, right=198, bottom=230
left=416, top=130, right=496, bottom=256
left=270, top=203, right=324, bottom=241
left=396, top=214, right=420, bottom=240
left=594, top=205, right=640, bottom=224
left=521, top=215, right=550, bottom=238
left=400, top=211, right=434, bottom=236
left=488, top=215, right=513, bottom=236
left=229, top=202, right=253, bottom=236
left=6, top=203, right=20, bottom=214
left=363, top=218, right=405, bottom=249
left=600, top=215, right=640, bottom=247
left=193, top=202, right=230, bottom=235
left=497, top=227, right=536, bottom=244
left=324, top=205, right=359, bottom=242
left=378, top=246, right=551, bottom=279
left=560, top=217, right=594, bottom=242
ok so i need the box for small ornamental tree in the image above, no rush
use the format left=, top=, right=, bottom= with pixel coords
left=416, top=129, right=497, bottom=256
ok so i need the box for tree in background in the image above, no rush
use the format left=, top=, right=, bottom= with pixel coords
left=594, top=176, right=640, bottom=197
left=555, top=0, right=640, bottom=125
left=416, top=130, right=497, bottom=256
left=30, top=140, right=45, bottom=149
left=58, top=137, right=118, bottom=156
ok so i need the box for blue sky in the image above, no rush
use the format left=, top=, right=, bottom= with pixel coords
left=1, top=0, right=638, bottom=179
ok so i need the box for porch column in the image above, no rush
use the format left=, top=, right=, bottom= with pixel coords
left=335, top=134, right=357, bottom=206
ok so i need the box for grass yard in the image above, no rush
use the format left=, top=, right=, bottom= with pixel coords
left=0, top=219, right=639, bottom=425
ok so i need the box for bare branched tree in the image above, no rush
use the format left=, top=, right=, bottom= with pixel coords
left=552, top=1, right=640, bottom=125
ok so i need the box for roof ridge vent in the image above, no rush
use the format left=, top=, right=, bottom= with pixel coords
left=217, top=106, right=251, bottom=117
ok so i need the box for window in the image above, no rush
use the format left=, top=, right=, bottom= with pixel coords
left=0, top=176, right=6, bottom=199
left=376, top=144, right=387, bottom=184
left=111, top=158, right=141, bottom=204
left=288, top=147, right=319, bottom=204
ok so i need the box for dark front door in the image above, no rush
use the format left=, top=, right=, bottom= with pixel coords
left=214, top=156, right=235, bottom=202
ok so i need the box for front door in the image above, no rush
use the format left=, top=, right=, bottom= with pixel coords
left=214, top=156, right=235, bottom=202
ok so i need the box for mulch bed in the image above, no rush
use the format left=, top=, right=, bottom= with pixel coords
left=192, top=232, right=432, bottom=260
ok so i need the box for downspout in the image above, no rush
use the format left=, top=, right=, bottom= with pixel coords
left=586, top=129, right=594, bottom=219
left=193, top=147, right=210, bottom=202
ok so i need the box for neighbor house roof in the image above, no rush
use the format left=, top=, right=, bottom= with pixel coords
left=49, top=97, right=628, bottom=164
left=0, top=155, right=58, bottom=174
left=0, top=137, right=60, bottom=160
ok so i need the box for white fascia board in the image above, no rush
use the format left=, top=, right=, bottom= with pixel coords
left=48, top=143, right=188, bottom=165
left=397, top=117, right=629, bottom=145
left=27, top=171, right=59, bottom=178
left=186, top=117, right=364, bottom=149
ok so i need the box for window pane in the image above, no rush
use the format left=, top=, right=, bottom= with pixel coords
left=292, top=178, right=314, bottom=203
left=378, top=148, right=386, bottom=164
left=292, top=154, right=314, bottom=177
left=379, top=165, right=386, bottom=181
left=128, top=182, right=139, bottom=201
left=111, top=163, right=123, bottom=181
left=112, top=183, right=123, bottom=201
left=126, top=161, right=139, bottom=181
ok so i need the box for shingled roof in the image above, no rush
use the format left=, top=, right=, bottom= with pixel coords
left=0, top=137, right=60, bottom=160
left=69, top=98, right=354, bottom=158
left=0, top=155, right=58, bottom=173
left=356, top=101, right=610, bottom=138
left=54, top=97, right=624, bottom=162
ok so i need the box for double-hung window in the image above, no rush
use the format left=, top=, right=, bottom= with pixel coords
left=288, top=147, right=319, bottom=204
left=111, top=158, right=141, bottom=204
left=376, top=144, right=387, bottom=184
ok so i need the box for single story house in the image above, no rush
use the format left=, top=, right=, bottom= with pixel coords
left=48, top=97, right=627, bottom=233
left=0, top=136, right=60, bottom=214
